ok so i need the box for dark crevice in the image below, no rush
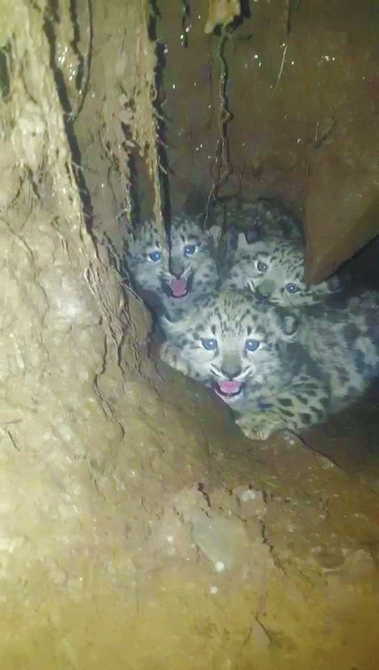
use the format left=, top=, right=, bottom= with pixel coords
left=0, top=42, right=11, bottom=101
left=43, top=1, right=94, bottom=233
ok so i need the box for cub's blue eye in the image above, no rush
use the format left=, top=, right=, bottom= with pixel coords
left=148, top=250, right=162, bottom=262
left=257, top=261, right=268, bottom=273
left=245, top=338, right=260, bottom=352
left=285, top=283, right=300, bottom=294
left=184, top=244, right=197, bottom=256
left=201, top=338, right=218, bottom=351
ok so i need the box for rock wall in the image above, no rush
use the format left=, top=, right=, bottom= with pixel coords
left=1, top=1, right=379, bottom=668
left=0, top=0, right=208, bottom=663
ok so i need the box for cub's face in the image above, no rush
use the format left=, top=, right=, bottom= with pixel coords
left=126, top=215, right=217, bottom=303
left=166, top=215, right=217, bottom=300
left=126, top=219, right=168, bottom=296
left=224, top=241, right=341, bottom=306
left=221, top=240, right=269, bottom=290
left=162, top=290, right=286, bottom=408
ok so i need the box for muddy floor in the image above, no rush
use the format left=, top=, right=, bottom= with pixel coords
left=6, top=346, right=379, bottom=670
left=138, top=353, right=379, bottom=669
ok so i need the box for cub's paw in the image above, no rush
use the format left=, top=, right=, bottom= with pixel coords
left=158, top=342, right=175, bottom=367
left=159, top=343, right=183, bottom=369
left=236, top=411, right=284, bottom=441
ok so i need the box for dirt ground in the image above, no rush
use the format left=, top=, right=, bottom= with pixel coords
left=1, top=0, right=379, bottom=668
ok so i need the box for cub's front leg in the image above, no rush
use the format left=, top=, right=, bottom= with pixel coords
left=159, top=341, right=191, bottom=375
left=236, top=375, right=330, bottom=441
left=159, top=340, right=206, bottom=384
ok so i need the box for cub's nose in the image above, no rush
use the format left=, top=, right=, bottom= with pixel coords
left=255, top=279, right=275, bottom=297
left=169, top=256, right=184, bottom=278
left=220, top=353, right=242, bottom=379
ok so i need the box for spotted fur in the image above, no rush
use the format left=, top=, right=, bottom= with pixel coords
left=214, top=198, right=303, bottom=270
left=214, top=197, right=303, bottom=240
left=222, top=238, right=343, bottom=306
left=160, top=289, right=379, bottom=440
left=125, top=214, right=218, bottom=318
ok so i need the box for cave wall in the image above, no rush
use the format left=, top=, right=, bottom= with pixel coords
left=156, top=0, right=379, bottom=281
left=1, top=1, right=379, bottom=668
left=0, top=0, right=210, bottom=664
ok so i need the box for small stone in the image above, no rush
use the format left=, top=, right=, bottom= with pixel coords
left=191, top=513, right=248, bottom=570
left=234, top=486, right=267, bottom=520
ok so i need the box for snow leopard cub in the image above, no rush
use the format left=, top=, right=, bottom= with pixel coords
left=125, top=214, right=218, bottom=319
left=214, top=197, right=304, bottom=270
left=160, top=289, right=379, bottom=441
left=221, top=238, right=343, bottom=306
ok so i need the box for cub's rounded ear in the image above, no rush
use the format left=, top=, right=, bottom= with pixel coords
left=208, top=225, right=221, bottom=245
left=159, top=314, right=184, bottom=336
left=244, top=222, right=261, bottom=244
left=279, top=310, right=299, bottom=338
left=159, top=315, right=174, bottom=337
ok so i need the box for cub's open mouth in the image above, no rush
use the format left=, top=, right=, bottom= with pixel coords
left=164, top=275, right=193, bottom=299
left=214, top=380, right=244, bottom=399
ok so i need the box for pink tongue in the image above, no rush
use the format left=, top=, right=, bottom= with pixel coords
left=217, top=380, right=242, bottom=395
left=169, top=278, right=188, bottom=297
